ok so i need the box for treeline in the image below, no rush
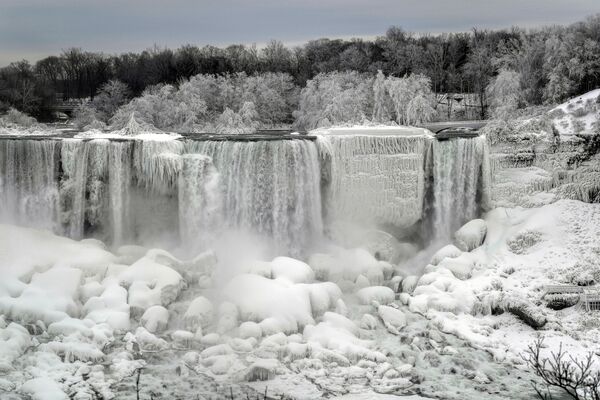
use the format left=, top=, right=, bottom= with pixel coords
left=1, top=14, right=599, bottom=121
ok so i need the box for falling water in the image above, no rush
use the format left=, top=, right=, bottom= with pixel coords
left=432, top=136, right=490, bottom=241
left=108, top=141, right=133, bottom=244
left=185, top=140, right=323, bottom=257
left=178, top=154, right=222, bottom=250
left=0, top=139, right=60, bottom=231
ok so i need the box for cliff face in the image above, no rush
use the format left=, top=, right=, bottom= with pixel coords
left=490, top=135, right=600, bottom=208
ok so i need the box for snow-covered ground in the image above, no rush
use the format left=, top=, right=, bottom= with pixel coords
left=0, top=197, right=598, bottom=399
left=550, top=89, right=600, bottom=136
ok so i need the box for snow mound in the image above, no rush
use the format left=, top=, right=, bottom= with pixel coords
left=454, top=219, right=487, bottom=251
left=141, top=305, right=169, bottom=333
left=271, top=256, right=315, bottom=283
left=118, top=256, right=185, bottom=313
left=377, top=305, right=406, bottom=334
left=183, top=296, right=214, bottom=331
left=430, top=244, right=462, bottom=266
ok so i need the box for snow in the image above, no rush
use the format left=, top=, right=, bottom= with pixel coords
left=454, top=219, right=487, bottom=251
left=140, top=305, right=169, bottom=333
left=1, top=117, right=600, bottom=399
left=183, top=296, right=214, bottom=331
left=549, top=88, right=600, bottom=136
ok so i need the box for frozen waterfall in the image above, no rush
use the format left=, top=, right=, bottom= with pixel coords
left=431, top=136, right=491, bottom=241
left=0, top=131, right=492, bottom=256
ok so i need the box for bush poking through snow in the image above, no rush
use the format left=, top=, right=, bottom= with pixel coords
left=507, top=230, right=543, bottom=255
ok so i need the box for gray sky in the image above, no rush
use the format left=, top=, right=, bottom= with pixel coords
left=1, top=0, right=598, bottom=66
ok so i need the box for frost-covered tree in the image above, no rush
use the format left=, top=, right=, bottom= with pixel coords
left=386, top=74, right=435, bottom=125
left=215, top=102, right=260, bottom=134
left=293, top=71, right=373, bottom=130
left=92, top=80, right=131, bottom=122
left=486, top=69, right=522, bottom=119
left=406, top=94, right=436, bottom=125
left=372, top=70, right=391, bottom=123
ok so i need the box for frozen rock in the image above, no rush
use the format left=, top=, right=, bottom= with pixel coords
left=84, top=281, right=130, bottom=331
left=244, top=358, right=280, bottom=381
left=140, top=305, right=169, bottom=333
left=355, top=274, right=370, bottom=289
left=134, top=326, right=168, bottom=351
left=20, top=377, right=67, bottom=400
left=356, top=286, right=395, bottom=305
left=80, top=238, right=108, bottom=250
left=437, top=253, right=476, bottom=280
left=145, top=248, right=183, bottom=268
left=118, top=257, right=185, bottom=308
left=430, top=244, right=462, bottom=265
left=454, top=219, right=487, bottom=251
left=183, top=296, right=214, bottom=331
left=171, top=330, right=195, bottom=348
left=200, top=333, right=220, bottom=346
left=271, top=256, right=315, bottom=283
left=366, top=265, right=384, bottom=286
left=377, top=305, right=406, bottom=334
left=504, top=297, right=547, bottom=329
left=360, top=314, right=378, bottom=330
left=224, top=274, right=316, bottom=334
left=308, top=253, right=338, bottom=281
left=200, top=343, right=233, bottom=358
left=238, top=321, right=262, bottom=340
left=401, top=275, right=419, bottom=294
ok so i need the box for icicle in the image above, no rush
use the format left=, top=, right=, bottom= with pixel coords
left=316, top=134, right=433, bottom=229
left=133, top=140, right=184, bottom=194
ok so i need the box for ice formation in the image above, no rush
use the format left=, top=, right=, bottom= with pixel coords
left=316, top=129, right=433, bottom=231
left=0, top=114, right=599, bottom=399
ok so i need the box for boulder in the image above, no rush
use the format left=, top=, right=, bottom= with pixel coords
left=454, top=219, right=487, bottom=252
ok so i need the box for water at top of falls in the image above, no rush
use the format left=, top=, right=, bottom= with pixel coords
left=431, top=136, right=491, bottom=241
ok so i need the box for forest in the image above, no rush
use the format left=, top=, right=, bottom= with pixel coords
left=1, top=14, right=599, bottom=131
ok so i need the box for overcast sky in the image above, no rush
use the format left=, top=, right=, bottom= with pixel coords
left=1, top=0, right=598, bottom=66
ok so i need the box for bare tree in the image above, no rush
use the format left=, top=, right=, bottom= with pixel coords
left=523, top=338, right=600, bottom=400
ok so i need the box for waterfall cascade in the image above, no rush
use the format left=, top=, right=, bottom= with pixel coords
left=432, top=136, right=491, bottom=241
left=0, top=137, right=323, bottom=257
left=0, top=132, right=492, bottom=256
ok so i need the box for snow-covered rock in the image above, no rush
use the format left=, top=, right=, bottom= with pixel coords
left=140, top=305, right=169, bottom=333
left=271, top=256, right=315, bottom=283
left=377, top=305, right=406, bottom=334
left=454, top=219, right=487, bottom=251
left=183, top=296, right=214, bottom=331
left=430, top=244, right=462, bottom=266
left=356, top=286, right=395, bottom=305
